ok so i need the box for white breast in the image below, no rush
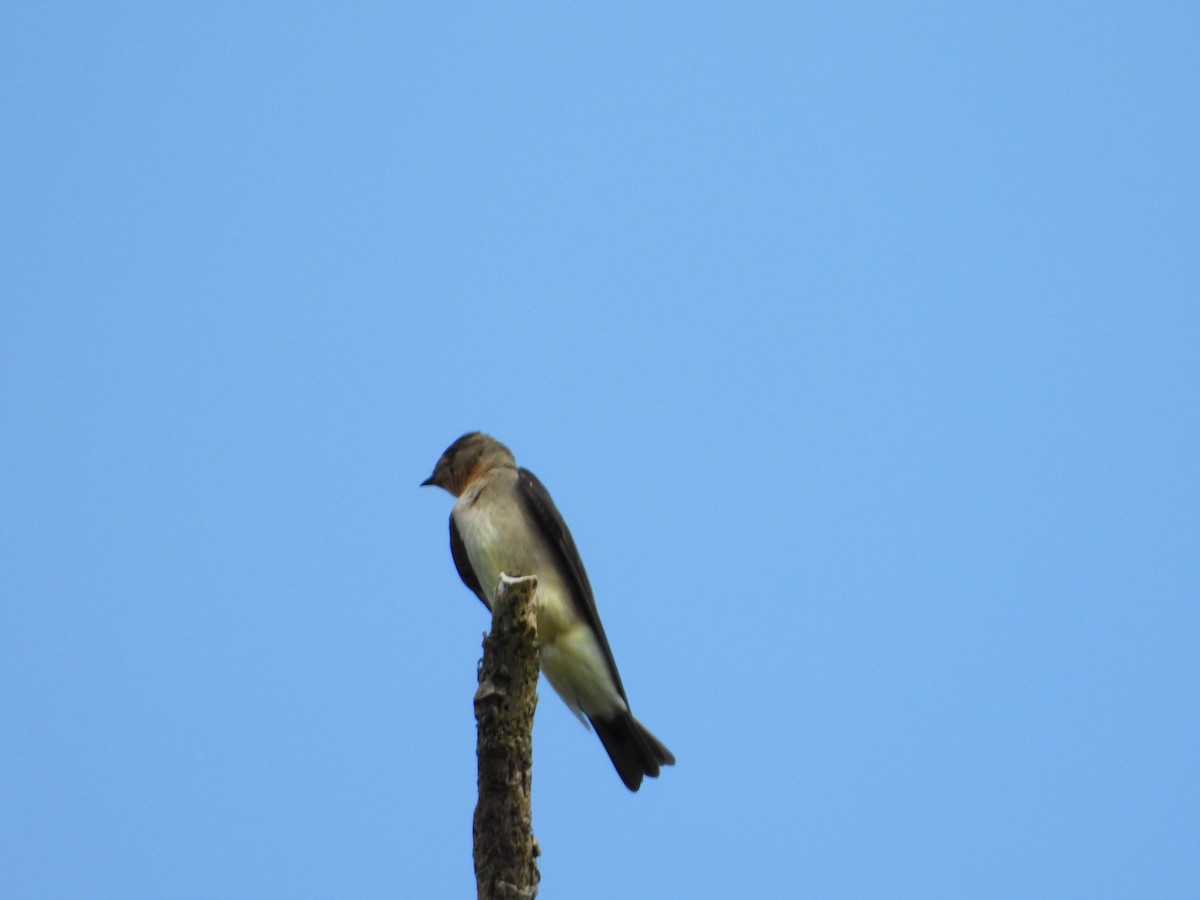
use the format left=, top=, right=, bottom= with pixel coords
left=452, top=477, right=627, bottom=720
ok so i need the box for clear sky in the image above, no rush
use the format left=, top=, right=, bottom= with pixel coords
left=2, top=4, right=1197, bottom=898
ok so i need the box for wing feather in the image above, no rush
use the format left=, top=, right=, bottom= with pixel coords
left=449, top=515, right=490, bottom=608
left=515, top=467, right=629, bottom=702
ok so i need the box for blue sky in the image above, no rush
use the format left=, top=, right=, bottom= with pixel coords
left=2, top=4, right=1197, bottom=897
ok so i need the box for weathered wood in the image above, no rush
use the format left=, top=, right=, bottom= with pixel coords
left=473, top=573, right=540, bottom=900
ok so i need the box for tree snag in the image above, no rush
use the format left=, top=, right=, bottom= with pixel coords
left=473, top=573, right=540, bottom=900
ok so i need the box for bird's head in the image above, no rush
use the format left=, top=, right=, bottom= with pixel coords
left=421, top=432, right=516, bottom=496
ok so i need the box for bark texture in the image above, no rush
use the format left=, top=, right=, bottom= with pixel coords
left=473, top=574, right=540, bottom=900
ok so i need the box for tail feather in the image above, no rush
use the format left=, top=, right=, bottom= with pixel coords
left=591, top=713, right=675, bottom=792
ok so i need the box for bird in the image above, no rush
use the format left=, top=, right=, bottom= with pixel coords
left=421, top=432, right=674, bottom=791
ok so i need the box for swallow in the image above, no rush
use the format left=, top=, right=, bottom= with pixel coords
left=421, top=432, right=674, bottom=791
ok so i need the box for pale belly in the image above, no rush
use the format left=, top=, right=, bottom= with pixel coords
left=453, top=494, right=626, bottom=721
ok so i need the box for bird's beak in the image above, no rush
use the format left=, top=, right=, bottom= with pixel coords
left=420, top=474, right=436, bottom=487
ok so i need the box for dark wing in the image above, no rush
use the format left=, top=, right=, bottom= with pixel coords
left=516, top=467, right=629, bottom=702
left=450, top=515, right=490, bottom=609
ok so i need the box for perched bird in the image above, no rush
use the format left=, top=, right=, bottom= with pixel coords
left=421, top=432, right=674, bottom=791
